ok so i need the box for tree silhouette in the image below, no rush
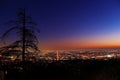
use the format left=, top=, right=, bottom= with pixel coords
left=0, top=8, right=40, bottom=62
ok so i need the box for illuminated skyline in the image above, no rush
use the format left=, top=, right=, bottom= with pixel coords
left=1, top=0, right=120, bottom=49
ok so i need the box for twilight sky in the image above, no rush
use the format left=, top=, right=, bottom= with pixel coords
left=1, top=0, right=120, bottom=49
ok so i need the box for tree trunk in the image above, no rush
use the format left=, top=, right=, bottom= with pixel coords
left=22, top=9, right=26, bottom=63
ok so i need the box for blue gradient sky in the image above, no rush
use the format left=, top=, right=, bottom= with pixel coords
left=1, top=0, right=120, bottom=49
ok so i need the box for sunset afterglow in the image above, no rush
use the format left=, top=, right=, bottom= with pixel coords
left=1, top=0, right=120, bottom=49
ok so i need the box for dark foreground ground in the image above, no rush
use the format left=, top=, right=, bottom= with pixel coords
left=1, top=59, right=120, bottom=80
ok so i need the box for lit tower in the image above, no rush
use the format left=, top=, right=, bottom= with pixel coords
left=56, top=50, right=59, bottom=60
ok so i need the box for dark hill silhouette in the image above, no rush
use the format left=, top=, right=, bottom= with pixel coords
left=2, top=59, right=120, bottom=80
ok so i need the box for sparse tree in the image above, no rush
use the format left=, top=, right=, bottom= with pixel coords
left=0, top=8, right=40, bottom=62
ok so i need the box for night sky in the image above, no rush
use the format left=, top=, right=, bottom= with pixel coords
left=1, top=0, right=120, bottom=49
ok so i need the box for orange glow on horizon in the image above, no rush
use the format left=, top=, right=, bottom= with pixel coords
left=1, top=34, right=120, bottom=49
left=39, top=33, right=120, bottom=49
left=39, top=40, right=120, bottom=49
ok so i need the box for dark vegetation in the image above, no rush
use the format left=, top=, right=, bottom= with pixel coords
left=0, top=8, right=40, bottom=63
left=1, top=59, right=120, bottom=80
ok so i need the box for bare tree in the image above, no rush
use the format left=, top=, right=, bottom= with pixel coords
left=0, top=8, right=40, bottom=62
